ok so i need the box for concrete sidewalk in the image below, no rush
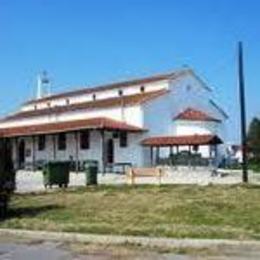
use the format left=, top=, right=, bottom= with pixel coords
left=15, top=169, right=260, bottom=193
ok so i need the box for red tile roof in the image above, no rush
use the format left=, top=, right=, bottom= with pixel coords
left=25, top=70, right=189, bottom=105
left=174, top=108, right=221, bottom=122
left=2, top=89, right=168, bottom=122
left=141, top=134, right=223, bottom=146
left=0, top=117, right=146, bottom=138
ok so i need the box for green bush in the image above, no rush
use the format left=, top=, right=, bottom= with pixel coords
left=249, top=158, right=260, bottom=173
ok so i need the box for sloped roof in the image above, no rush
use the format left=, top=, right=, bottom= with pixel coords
left=2, top=89, right=168, bottom=122
left=24, top=69, right=189, bottom=105
left=141, top=134, right=223, bottom=146
left=0, top=117, right=146, bottom=138
left=174, top=108, right=221, bottom=122
left=209, top=99, right=228, bottom=119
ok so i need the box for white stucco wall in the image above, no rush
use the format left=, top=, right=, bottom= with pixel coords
left=13, top=130, right=145, bottom=170
left=0, top=105, right=143, bottom=129
left=20, top=80, right=168, bottom=112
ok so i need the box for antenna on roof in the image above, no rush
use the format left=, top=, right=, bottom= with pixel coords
left=37, top=71, right=51, bottom=99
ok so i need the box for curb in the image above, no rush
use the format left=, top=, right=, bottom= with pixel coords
left=1, top=229, right=260, bottom=249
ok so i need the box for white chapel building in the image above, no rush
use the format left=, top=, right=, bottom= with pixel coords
left=0, top=68, right=228, bottom=172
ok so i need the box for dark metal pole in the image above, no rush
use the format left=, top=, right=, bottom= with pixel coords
left=238, top=41, right=248, bottom=183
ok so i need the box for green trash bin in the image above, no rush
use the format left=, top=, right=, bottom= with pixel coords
left=85, top=160, right=98, bottom=185
left=43, top=161, right=70, bottom=188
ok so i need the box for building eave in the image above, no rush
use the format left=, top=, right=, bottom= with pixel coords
left=0, top=117, right=146, bottom=138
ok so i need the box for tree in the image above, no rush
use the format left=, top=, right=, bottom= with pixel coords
left=0, top=139, right=15, bottom=219
left=247, top=117, right=260, bottom=161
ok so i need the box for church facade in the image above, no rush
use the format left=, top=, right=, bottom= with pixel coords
left=0, top=68, right=228, bottom=171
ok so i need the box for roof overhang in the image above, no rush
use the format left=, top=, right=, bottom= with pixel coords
left=141, top=134, right=223, bottom=147
left=0, top=117, right=146, bottom=138
left=2, top=89, right=168, bottom=122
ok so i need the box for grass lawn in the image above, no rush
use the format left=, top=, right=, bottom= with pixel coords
left=1, top=184, right=260, bottom=240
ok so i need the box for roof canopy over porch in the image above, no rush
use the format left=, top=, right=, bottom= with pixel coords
left=0, top=117, right=146, bottom=138
left=141, top=134, right=223, bottom=147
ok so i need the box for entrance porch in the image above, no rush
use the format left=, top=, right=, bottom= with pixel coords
left=0, top=117, right=146, bottom=173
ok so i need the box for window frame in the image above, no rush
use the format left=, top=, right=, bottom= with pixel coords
left=58, top=133, right=67, bottom=151
left=80, top=130, right=90, bottom=150
left=119, top=131, right=128, bottom=148
left=118, top=89, right=123, bottom=96
left=38, top=135, right=46, bottom=151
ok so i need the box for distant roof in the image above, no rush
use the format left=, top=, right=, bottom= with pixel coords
left=141, top=134, right=223, bottom=147
left=24, top=69, right=190, bottom=105
left=174, top=108, right=221, bottom=122
left=2, top=89, right=168, bottom=122
left=0, top=117, right=145, bottom=138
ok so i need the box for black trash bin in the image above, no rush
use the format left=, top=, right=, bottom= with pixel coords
left=43, top=161, right=70, bottom=188
left=85, top=160, right=98, bottom=185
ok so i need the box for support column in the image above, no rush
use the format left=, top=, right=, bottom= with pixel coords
left=150, top=146, right=154, bottom=166
left=52, top=134, right=56, bottom=161
left=188, top=145, right=191, bottom=168
left=156, top=146, right=160, bottom=165
left=100, top=130, right=106, bottom=175
left=169, top=146, right=173, bottom=166
left=74, top=131, right=79, bottom=173
left=14, top=137, right=19, bottom=170
left=214, top=144, right=218, bottom=164
left=32, top=136, right=36, bottom=171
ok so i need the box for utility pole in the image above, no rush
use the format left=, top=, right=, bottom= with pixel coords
left=238, top=41, right=248, bottom=183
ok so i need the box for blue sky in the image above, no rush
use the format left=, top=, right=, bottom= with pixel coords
left=0, top=0, right=259, bottom=142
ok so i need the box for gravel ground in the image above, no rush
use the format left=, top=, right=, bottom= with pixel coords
left=15, top=168, right=260, bottom=193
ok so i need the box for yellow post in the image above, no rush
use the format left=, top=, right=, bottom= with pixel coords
left=158, top=168, right=162, bottom=186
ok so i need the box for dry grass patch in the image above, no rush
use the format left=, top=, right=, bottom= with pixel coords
left=1, top=184, right=260, bottom=239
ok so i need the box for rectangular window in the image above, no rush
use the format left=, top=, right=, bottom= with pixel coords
left=58, top=133, right=66, bottom=151
left=112, top=131, right=119, bottom=139
left=38, top=135, right=46, bottom=151
left=119, top=132, right=128, bottom=148
left=80, top=130, right=90, bottom=150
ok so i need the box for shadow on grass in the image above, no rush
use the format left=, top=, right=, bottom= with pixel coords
left=6, top=204, right=63, bottom=219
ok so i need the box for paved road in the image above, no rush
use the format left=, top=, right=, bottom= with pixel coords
left=0, top=241, right=78, bottom=260
left=1, top=237, right=260, bottom=260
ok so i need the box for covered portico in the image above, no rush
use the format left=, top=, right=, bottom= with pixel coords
left=0, top=117, right=145, bottom=173
left=141, top=134, right=223, bottom=167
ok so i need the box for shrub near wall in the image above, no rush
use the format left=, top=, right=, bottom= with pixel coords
left=0, top=139, right=15, bottom=219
